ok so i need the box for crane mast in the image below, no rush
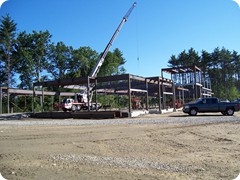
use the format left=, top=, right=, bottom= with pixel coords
left=89, top=2, right=137, bottom=78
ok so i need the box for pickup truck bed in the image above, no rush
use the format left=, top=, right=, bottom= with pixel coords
left=182, top=98, right=240, bottom=116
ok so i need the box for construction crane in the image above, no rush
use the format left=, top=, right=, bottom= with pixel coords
left=90, top=2, right=137, bottom=78
left=61, top=2, right=137, bottom=112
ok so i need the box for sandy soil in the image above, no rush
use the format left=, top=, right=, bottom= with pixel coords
left=0, top=112, right=240, bottom=180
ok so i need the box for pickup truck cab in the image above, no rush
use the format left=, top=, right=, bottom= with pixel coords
left=182, top=97, right=240, bottom=116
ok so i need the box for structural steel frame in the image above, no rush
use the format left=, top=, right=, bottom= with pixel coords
left=0, top=66, right=212, bottom=116
left=162, top=65, right=213, bottom=102
left=0, top=74, right=176, bottom=116
left=32, top=74, right=175, bottom=116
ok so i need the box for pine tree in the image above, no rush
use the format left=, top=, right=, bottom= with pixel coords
left=0, top=14, right=17, bottom=87
left=0, top=14, right=17, bottom=113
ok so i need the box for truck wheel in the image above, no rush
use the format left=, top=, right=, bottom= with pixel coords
left=226, top=108, right=234, bottom=116
left=189, top=108, right=198, bottom=116
left=221, top=111, right=227, bottom=116
left=71, top=105, right=76, bottom=112
left=76, top=105, right=81, bottom=111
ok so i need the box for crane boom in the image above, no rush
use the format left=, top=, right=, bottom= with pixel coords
left=89, top=2, right=137, bottom=78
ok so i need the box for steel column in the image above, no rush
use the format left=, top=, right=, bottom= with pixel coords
left=145, top=79, right=149, bottom=110
left=158, top=80, right=162, bottom=113
left=7, top=87, right=9, bottom=114
left=41, top=86, right=44, bottom=112
left=0, top=87, right=2, bottom=114
left=33, top=86, right=36, bottom=113
left=87, top=77, right=90, bottom=112
left=172, top=82, right=176, bottom=112
left=95, top=79, right=98, bottom=112
left=128, top=74, right=132, bottom=117
left=194, top=66, right=197, bottom=99
left=161, top=70, right=165, bottom=109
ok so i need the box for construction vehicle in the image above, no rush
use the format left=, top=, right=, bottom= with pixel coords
left=61, top=91, right=101, bottom=112
left=61, top=2, right=137, bottom=112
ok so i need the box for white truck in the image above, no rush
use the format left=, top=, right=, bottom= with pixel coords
left=61, top=94, right=101, bottom=112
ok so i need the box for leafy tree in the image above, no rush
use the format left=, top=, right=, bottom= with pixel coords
left=14, top=32, right=33, bottom=88
left=47, top=41, right=73, bottom=79
left=69, top=46, right=98, bottom=78
left=112, top=48, right=126, bottom=75
left=14, top=30, right=52, bottom=88
left=98, top=48, right=126, bottom=77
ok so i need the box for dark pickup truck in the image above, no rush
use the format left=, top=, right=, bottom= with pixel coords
left=182, top=97, right=240, bottom=116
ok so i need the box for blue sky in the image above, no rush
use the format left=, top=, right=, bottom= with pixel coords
left=1, top=0, right=240, bottom=77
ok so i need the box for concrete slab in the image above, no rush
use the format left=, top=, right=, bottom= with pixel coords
left=131, top=110, right=149, bottom=117
left=30, top=110, right=128, bottom=119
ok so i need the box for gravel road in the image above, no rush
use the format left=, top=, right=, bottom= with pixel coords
left=0, top=112, right=240, bottom=180
left=0, top=112, right=240, bottom=126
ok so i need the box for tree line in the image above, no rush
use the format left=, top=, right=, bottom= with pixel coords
left=0, top=14, right=126, bottom=89
left=1, top=14, right=239, bottom=113
left=168, top=47, right=240, bottom=99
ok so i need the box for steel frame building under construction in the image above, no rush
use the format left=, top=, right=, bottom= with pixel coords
left=0, top=66, right=213, bottom=117
left=32, top=73, right=175, bottom=117
left=162, top=65, right=213, bottom=106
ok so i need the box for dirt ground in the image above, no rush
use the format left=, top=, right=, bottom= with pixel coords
left=0, top=112, right=240, bottom=180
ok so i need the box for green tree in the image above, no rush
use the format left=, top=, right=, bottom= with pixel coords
left=98, top=48, right=126, bottom=77
left=0, top=14, right=17, bottom=86
left=168, top=48, right=200, bottom=67
left=200, top=50, right=212, bottom=76
left=69, top=46, right=98, bottom=78
left=168, top=55, right=180, bottom=67
left=112, top=48, right=126, bottom=75
left=232, top=50, right=240, bottom=92
left=177, top=50, right=188, bottom=66
left=15, top=30, right=52, bottom=88
left=187, top=48, right=200, bottom=67
left=47, top=42, right=73, bottom=79
left=168, top=47, right=240, bottom=99
left=0, top=62, right=5, bottom=84
left=0, top=14, right=17, bottom=113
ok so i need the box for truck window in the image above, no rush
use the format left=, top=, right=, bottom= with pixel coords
left=212, top=99, right=218, bottom=104
left=206, top=99, right=211, bottom=104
